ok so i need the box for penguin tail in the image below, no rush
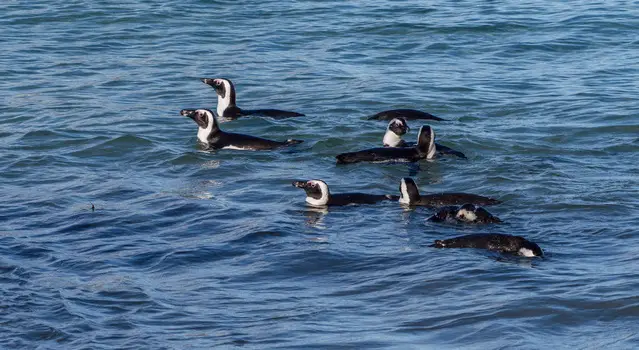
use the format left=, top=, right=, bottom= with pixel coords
left=285, top=139, right=304, bottom=146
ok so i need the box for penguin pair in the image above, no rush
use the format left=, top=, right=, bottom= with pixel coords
left=180, top=78, right=305, bottom=150
left=293, top=177, right=500, bottom=222
left=382, top=118, right=466, bottom=158
left=336, top=116, right=466, bottom=164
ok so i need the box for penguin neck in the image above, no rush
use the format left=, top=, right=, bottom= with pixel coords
left=426, top=142, right=436, bottom=159
left=383, top=130, right=403, bottom=147
left=305, top=187, right=330, bottom=206
left=399, top=181, right=420, bottom=204
left=197, top=116, right=220, bottom=144
left=418, top=135, right=437, bottom=159
left=216, top=94, right=235, bottom=118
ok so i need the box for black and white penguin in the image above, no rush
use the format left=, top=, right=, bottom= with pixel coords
left=398, top=178, right=501, bottom=207
left=180, top=108, right=303, bottom=150
left=201, top=78, right=305, bottom=120
left=292, top=179, right=398, bottom=207
left=336, top=125, right=437, bottom=164
left=381, top=119, right=466, bottom=159
left=430, top=233, right=543, bottom=257
left=368, top=109, right=446, bottom=121
left=427, top=203, right=502, bottom=224
left=383, top=118, right=411, bottom=147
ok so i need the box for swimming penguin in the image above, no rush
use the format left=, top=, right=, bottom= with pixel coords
left=430, top=233, right=543, bottom=257
left=368, top=109, right=446, bottom=121
left=180, top=108, right=303, bottom=150
left=336, top=125, right=437, bottom=164
left=201, top=78, right=305, bottom=120
left=427, top=203, right=502, bottom=224
left=383, top=118, right=411, bottom=147
left=381, top=119, right=466, bottom=159
left=292, top=179, right=398, bottom=207
left=398, top=178, right=501, bottom=207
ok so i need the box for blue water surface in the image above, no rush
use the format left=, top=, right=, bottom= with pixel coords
left=1, top=1, right=639, bottom=349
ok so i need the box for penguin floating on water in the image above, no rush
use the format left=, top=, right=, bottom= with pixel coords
left=201, top=78, right=305, bottom=120
left=430, top=233, right=543, bottom=257
left=368, top=109, right=446, bottom=121
left=292, top=179, right=397, bottom=207
left=398, top=178, right=501, bottom=208
left=427, top=204, right=502, bottom=224
left=180, top=108, right=303, bottom=150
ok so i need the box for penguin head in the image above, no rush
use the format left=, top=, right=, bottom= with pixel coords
left=455, top=204, right=478, bottom=222
left=201, top=78, right=236, bottom=116
left=473, top=206, right=502, bottom=223
left=416, top=125, right=436, bottom=158
left=387, top=118, right=409, bottom=136
left=180, top=108, right=220, bottom=143
left=429, top=206, right=458, bottom=222
left=201, top=78, right=235, bottom=100
left=293, top=179, right=330, bottom=206
left=399, top=177, right=421, bottom=204
left=518, top=240, right=544, bottom=257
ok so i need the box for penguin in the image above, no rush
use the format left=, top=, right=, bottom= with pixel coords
left=381, top=119, right=466, bottom=159
left=427, top=203, right=502, bottom=224
left=292, top=179, right=398, bottom=207
left=180, top=108, right=303, bottom=150
left=430, top=233, right=543, bottom=257
left=383, top=118, right=411, bottom=147
left=368, top=109, right=446, bottom=121
left=201, top=78, right=305, bottom=120
left=336, top=125, right=437, bottom=164
left=398, top=177, right=501, bottom=207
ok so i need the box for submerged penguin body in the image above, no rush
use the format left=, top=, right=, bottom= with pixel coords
left=431, top=233, right=543, bottom=257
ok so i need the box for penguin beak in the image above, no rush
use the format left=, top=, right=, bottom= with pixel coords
left=200, top=78, right=215, bottom=86
left=180, top=109, right=196, bottom=119
left=292, top=181, right=309, bottom=189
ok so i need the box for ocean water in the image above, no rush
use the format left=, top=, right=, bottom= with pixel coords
left=2, top=1, right=639, bottom=348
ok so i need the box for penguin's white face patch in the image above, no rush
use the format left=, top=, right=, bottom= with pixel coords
left=456, top=208, right=477, bottom=222
left=305, top=180, right=330, bottom=206
left=196, top=110, right=214, bottom=144
left=518, top=248, right=536, bottom=257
